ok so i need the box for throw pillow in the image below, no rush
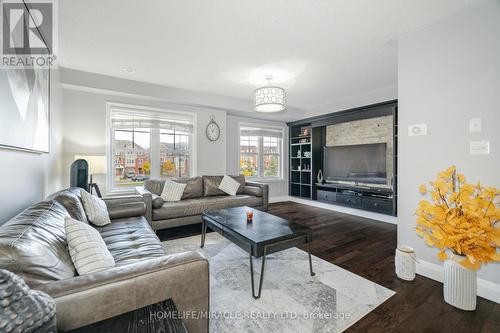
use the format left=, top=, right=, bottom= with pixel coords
left=161, top=180, right=187, bottom=202
left=80, top=190, right=111, bottom=226
left=152, top=194, right=165, bottom=209
left=65, top=217, right=115, bottom=275
left=218, top=175, right=241, bottom=196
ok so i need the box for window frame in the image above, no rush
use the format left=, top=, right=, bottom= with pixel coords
left=106, top=102, right=197, bottom=194
left=238, top=123, right=284, bottom=181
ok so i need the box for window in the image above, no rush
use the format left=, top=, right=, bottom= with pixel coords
left=239, top=125, right=283, bottom=179
left=113, top=128, right=151, bottom=187
left=108, top=104, right=195, bottom=189
left=160, top=129, right=191, bottom=179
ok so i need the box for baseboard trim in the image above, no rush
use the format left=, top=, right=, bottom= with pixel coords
left=270, top=195, right=397, bottom=224
left=416, top=260, right=500, bottom=304
left=269, top=196, right=290, bottom=203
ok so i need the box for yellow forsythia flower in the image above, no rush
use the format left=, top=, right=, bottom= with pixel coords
left=415, top=166, right=500, bottom=270
left=419, top=184, right=427, bottom=194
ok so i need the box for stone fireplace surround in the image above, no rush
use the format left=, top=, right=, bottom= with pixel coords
left=325, top=115, right=394, bottom=186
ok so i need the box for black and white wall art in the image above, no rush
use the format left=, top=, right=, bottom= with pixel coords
left=0, top=65, right=50, bottom=153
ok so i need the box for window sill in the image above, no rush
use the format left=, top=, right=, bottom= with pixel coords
left=247, top=177, right=285, bottom=183
left=106, top=187, right=137, bottom=197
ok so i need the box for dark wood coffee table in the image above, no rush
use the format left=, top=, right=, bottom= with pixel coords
left=201, top=206, right=315, bottom=299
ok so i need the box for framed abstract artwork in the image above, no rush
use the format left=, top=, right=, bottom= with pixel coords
left=0, top=1, right=51, bottom=153
left=0, top=66, right=50, bottom=153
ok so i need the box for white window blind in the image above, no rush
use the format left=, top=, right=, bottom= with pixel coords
left=110, top=108, right=194, bottom=133
left=240, top=127, right=283, bottom=138
left=108, top=104, right=195, bottom=191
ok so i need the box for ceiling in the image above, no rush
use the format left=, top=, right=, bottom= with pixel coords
left=59, top=0, right=484, bottom=113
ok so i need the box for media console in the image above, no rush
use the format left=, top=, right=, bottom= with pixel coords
left=316, top=182, right=395, bottom=216
left=287, top=100, right=398, bottom=217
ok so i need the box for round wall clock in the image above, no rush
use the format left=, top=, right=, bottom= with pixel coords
left=206, top=116, right=220, bottom=142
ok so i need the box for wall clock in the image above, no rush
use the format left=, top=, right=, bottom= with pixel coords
left=206, top=116, right=221, bottom=142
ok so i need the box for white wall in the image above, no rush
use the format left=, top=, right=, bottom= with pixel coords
left=226, top=115, right=289, bottom=198
left=0, top=69, right=64, bottom=224
left=398, top=0, right=500, bottom=284
left=61, top=88, right=227, bottom=194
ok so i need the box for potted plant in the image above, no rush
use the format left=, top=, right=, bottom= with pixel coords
left=416, top=166, right=500, bottom=310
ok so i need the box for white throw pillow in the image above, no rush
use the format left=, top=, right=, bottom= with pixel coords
left=80, top=190, right=111, bottom=226
left=65, top=217, right=115, bottom=275
left=161, top=180, right=187, bottom=202
left=218, top=175, right=241, bottom=196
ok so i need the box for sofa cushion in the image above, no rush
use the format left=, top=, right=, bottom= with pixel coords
left=95, top=216, right=166, bottom=266
left=0, top=201, right=76, bottom=286
left=202, top=175, right=246, bottom=197
left=176, top=176, right=204, bottom=199
left=145, top=177, right=204, bottom=200
left=241, top=185, right=263, bottom=197
left=152, top=195, right=262, bottom=220
left=144, top=179, right=164, bottom=195
left=232, top=175, right=246, bottom=193
left=152, top=194, right=165, bottom=209
left=47, top=187, right=88, bottom=222
left=65, top=217, right=115, bottom=275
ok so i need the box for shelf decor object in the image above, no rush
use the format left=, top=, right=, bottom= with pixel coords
left=254, top=75, right=286, bottom=113
left=416, top=166, right=500, bottom=311
left=317, top=169, right=324, bottom=183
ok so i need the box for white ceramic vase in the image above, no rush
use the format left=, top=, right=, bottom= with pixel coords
left=443, top=254, right=477, bottom=311
left=317, top=169, right=324, bottom=184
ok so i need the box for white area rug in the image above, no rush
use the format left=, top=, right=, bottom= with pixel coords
left=164, top=233, right=395, bottom=333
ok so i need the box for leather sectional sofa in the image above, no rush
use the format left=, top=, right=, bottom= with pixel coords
left=0, top=188, right=209, bottom=333
left=136, top=175, right=269, bottom=231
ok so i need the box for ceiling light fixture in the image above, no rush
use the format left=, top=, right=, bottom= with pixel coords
left=254, top=75, right=286, bottom=113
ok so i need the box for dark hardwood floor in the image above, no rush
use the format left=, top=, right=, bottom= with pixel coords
left=159, top=201, right=500, bottom=333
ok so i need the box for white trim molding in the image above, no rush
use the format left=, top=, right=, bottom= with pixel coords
left=416, top=260, right=500, bottom=304
left=269, top=196, right=290, bottom=204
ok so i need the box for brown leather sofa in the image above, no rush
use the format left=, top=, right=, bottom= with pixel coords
left=137, top=175, right=269, bottom=231
left=0, top=188, right=209, bottom=333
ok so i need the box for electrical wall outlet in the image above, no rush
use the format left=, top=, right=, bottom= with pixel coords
left=408, top=124, right=427, bottom=136
left=469, top=141, right=490, bottom=155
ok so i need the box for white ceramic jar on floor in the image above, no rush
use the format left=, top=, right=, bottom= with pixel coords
left=395, top=246, right=416, bottom=281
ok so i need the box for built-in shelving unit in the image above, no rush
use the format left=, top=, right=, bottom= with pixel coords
left=289, top=125, right=313, bottom=199
left=287, top=100, right=398, bottom=216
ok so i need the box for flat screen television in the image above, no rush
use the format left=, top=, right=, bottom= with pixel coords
left=324, top=143, right=387, bottom=184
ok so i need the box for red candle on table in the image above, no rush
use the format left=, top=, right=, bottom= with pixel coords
left=247, top=210, right=253, bottom=223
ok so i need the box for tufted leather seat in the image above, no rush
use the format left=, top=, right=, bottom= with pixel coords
left=138, top=176, right=269, bottom=231
left=96, top=216, right=166, bottom=266
left=153, top=195, right=262, bottom=220
left=0, top=200, right=75, bottom=286
left=0, top=187, right=209, bottom=333
left=47, top=187, right=88, bottom=222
